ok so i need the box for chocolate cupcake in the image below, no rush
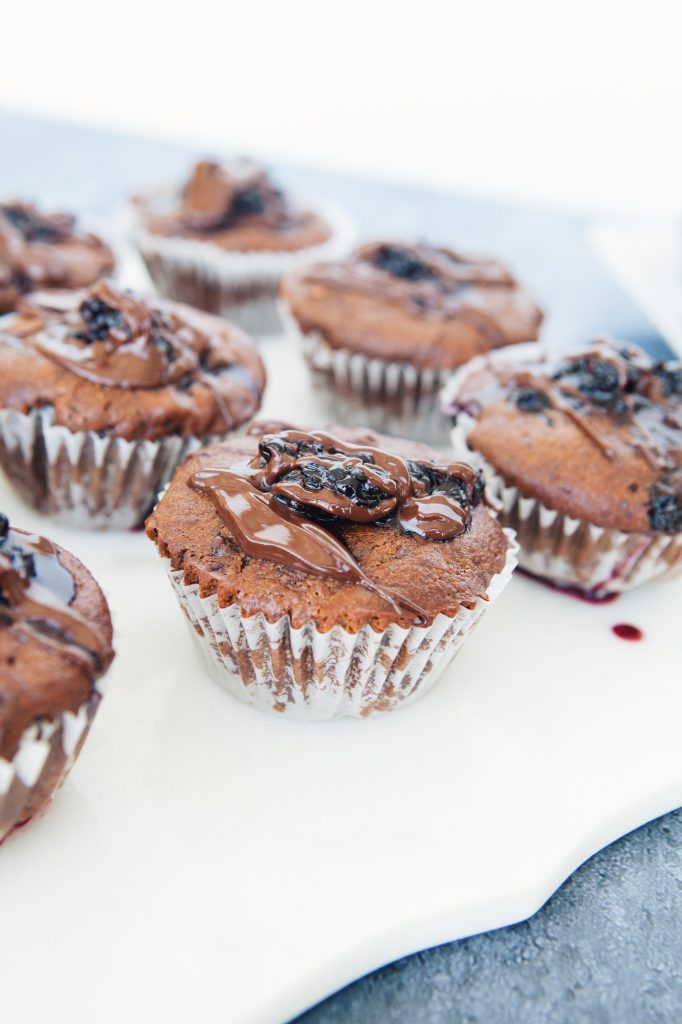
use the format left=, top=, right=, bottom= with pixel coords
left=146, top=424, right=517, bottom=720
left=0, top=513, right=114, bottom=843
left=0, top=200, right=114, bottom=313
left=128, top=159, right=353, bottom=334
left=443, top=339, right=682, bottom=597
left=280, top=241, right=543, bottom=442
left=0, top=280, right=266, bottom=529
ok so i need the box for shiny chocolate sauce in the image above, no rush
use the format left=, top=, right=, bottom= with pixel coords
left=7, top=281, right=254, bottom=432
left=0, top=516, right=109, bottom=667
left=189, top=430, right=481, bottom=624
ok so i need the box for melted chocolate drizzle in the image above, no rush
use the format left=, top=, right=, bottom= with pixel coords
left=0, top=516, right=110, bottom=668
left=189, top=430, right=480, bottom=624
left=180, top=159, right=288, bottom=232
left=6, top=281, right=252, bottom=432
left=303, top=242, right=519, bottom=339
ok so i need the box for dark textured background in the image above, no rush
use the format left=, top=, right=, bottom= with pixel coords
left=1, top=110, right=679, bottom=1024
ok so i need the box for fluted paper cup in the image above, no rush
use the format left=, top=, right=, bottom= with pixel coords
left=128, top=202, right=355, bottom=335
left=0, top=685, right=105, bottom=844
left=162, top=531, right=518, bottom=721
left=0, top=405, right=214, bottom=530
left=449, top=414, right=682, bottom=597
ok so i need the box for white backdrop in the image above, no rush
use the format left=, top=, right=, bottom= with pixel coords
left=1, top=0, right=681, bottom=214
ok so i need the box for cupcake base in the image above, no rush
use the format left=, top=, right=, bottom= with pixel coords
left=450, top=417, right=682, bottom=597
left=165, top=532, right=518, bottom=721
left=0, top=405, right=208, bottom=530
left=0, top=689, right=102, bottom=844
left=298, top=326, right=452, bottom=443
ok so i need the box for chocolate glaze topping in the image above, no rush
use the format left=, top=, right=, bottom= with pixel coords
left=450, top=339, right=682, bottom=533
left=4, top=281, right=264, bottom=433
left=189, top=430, right=480, bottom=624
left=0, top=201, right=114, bottom=312
left=180, top=159, right=289, bottom=232
left=304, top=242, right=522, bottom=343
left=0, top=513, right=110, bottom=669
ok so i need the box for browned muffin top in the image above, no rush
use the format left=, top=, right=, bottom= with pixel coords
left=281, top=241, right=543, bottom=370
left=132, top=159, right=333, bottom=253
left=448, top=339, right=682, bottom=533
left=146, top=424, right=511, bottom=633
left=0, top=281, right=266, bottom=442
left=0, top=201, right=114, bottom=314
left=0, top=514, right=114, bottom=759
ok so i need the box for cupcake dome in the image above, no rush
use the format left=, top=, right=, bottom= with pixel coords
left=146, top=424, right=516, bottom=719
left=281, top=241, right=543, bottom=442
left=0, top=281, right=266, bottom=528
left=445, top=339, right=682, bottom=595
left=0, top=513, right=114, bottom=842
left=129, top=159, right=352, bottom=334
left=0, top=201, right=114, bottom=313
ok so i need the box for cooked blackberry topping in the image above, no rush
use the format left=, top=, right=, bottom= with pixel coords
left=374, top=245, right=434, bottom=282
left=406, top=461, right=476, bottom=507
left=1, top=204, right=70, bottom=243
left=151, top=333, right=176, bottom=362
left=282, top=462, right=391, bottom=510
left=555, top=356, right=622, bottom=404
left=79, top=297, right=124, bottom=343
left=653, top=364, right=682, bottom=399
left=259, top=437, right=326, bottom=463
left=647, top=491, right=682, bottom=533
left=515, top=389, right=550, bottom=413
left=232, top=187, right=266, bottom=217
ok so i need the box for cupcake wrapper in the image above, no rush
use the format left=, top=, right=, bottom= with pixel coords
left=164, top=532, right=518, bottom=721
left=450, top=416, right=682, bottom=596
left=0, top=686, right=104, bottom=844
left=0, top=405, right=210, bottom=530
left=283, top=303, right=542, bottom=444
left=128, top=203, right=355, bottom=335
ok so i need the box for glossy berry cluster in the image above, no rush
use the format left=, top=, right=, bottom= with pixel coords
left=1, top=204, right=67, bottom=243
left=293, top=462, right=390, bottom=509
left=554, top=357, right=626, bottom=410
left=407, top=461, right=478, bottom=507
left=648, top=492, right=682, bottom=534
left=78, top=297, right=124, bottom=343
left=515, top=389, right=550, bottom=413
left=374, top=245, right=434, bottom=282
left=232, top=187, right=267, bottom=217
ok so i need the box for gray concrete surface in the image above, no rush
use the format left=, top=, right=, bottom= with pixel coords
left=297, top=809, right=682, bottom=1023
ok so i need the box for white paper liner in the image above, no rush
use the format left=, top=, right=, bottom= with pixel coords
left=0, top=405, right=213, bottom=530
left=164, top=531, right=518, bottom=721
left=449, top=414, right=682, bottom=596
left=0, top=685, right=104, bottom=844
left=283, top=300, right=542, bottom=444
left=127, top=201, right=355, bottom=335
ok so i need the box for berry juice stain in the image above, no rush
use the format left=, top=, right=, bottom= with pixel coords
left=612, top=623, right=644, bottom=641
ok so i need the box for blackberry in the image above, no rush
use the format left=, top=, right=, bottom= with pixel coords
left=284, top=462, right=390, bottom=509
left=647, top=492, right=682, bottom=534
left=652, top=364, right=682, bottom=399
left=232, top=187, right=266, bottom=217
left=406, top=462, right=471, bottom=507
left=152, top=333, right=176, bottom=362
left=515, top=389, right=550, bottom=413
left=1, top=204, right=66, bottom=243
left=555, top=357, right=622, bottom=407
left=374, top=245, right=434, bottom=282
left=79, top=297, right=124, bottom=343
